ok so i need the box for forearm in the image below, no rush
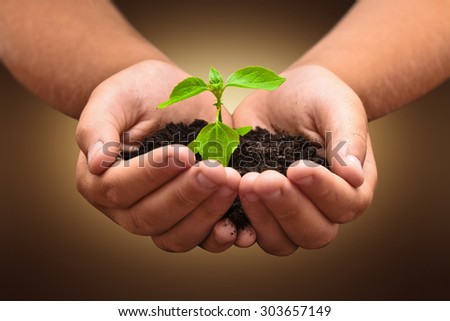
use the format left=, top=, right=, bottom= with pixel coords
left=0, top=0, right=169, bottom=118
left=292, top=0, right=450, bottom=120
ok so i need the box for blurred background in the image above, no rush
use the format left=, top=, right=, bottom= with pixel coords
left=1, top=0, right=449, bottom=300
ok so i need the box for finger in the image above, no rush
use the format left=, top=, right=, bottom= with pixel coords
left=108, top=160, right=227, bottom=236
left=234, top=225, right=257, bottom=248
left=152, top=167, right=240, bottom=252
left=202, top=214, right=257, bottom=251
left=200, top=218, right=237, bottom=253
left=76, top=145, right=195, bottom=209
left=318, top=85, right=368, bottom=187
left=239, top=172, right=298, bottom=256
left=287, top=137, right=377, bottom=223
left=76, top=84, right=139, bottom=175
left=252, top=170, right=339, bottom=250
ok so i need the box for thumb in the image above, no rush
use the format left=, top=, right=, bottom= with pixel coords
left=325, top=127, right=367, bottom=188
left=321, top=94, right=367, bottom=188
left=76, top=90, right=125, bottom=175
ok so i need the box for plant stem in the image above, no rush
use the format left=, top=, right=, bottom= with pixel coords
left=216, top=101, right=222, bottom=122
left=213, top=89, right=223, bottom=123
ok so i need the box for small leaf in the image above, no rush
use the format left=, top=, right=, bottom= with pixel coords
left=208, top=67, right=224, bottom=97
left=226, top=66, right=286, bottom=90
left=209, top=67, right=224, bottom=86
left=158, top=77, right=208, bottom=109
left=189, top=122, right=240, bottom=166
left=187, top=139, right=200, bottom=154
left=188, top=123, right=215, bottom=155
left=235, top=126, right=252, bottom=136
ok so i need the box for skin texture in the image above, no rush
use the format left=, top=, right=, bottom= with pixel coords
left=1, top=0, right=450, bottom=255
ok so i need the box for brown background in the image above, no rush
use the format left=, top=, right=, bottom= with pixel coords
left=1, top=0, right=449, bottom=300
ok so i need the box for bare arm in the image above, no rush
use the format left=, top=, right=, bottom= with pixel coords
left=0, top=0, right=168, bottom=118
left=293, top=0, right=450, bottom=120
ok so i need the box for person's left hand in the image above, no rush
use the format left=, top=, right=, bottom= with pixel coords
left=232, top=65, right=378, bottom=256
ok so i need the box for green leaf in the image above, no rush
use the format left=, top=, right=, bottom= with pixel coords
left=158, top=77, right=208, bottom=109
left=208, top=67, right=223, bottom=86
left=189, top=121, right=240, bottom=166
left=187, top=139, right=200, bottom=154
left=226, top=66, right=286, bottom=90
left=235, top=126, right=252, bottom=136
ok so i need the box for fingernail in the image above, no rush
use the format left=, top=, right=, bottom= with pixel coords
left=345, top=155, right=364, bottom=187
left=196, top=172, right=218, bottom=189
left=87, top=141, right=103, bottom=166
left=346, top=155, right=363, bottom=171
left=244, top=193, right=259, bottom=202
left=294, top=176, right=313, bottom=186
left=217, top=186, right=235, bottom=197
left=260, top=188, right=281, bottom=200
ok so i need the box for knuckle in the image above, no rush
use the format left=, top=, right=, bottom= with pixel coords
left=75, top=176, right=89, bottom=198
left=297, top=225, right=339, bottom=250
left=75, top=174, right=97, bottom=206
left=172, top=185, right=200, bottom=210
left=303, top=234, right=335, bottom=250
left=75, top=123, right=88, bottom=148
left=118, top=209, right=158, bottom=236
left=315, top=186, right=334, bottom=200
left=333, top=194, right=373, bottom=223
left=98, top=181, right=128, bottom=209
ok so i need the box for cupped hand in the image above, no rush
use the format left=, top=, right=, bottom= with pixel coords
left=76, top=60, right=252, bottom=252
left=233, top=64, right=378, bottom=256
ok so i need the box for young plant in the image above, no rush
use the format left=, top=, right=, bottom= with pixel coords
left=158, top=66, right=286, bottom=166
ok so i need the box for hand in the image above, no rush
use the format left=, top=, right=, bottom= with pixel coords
left=232, top=65, right=378, bottom=256
left=76, top=60, right=252, bottom=252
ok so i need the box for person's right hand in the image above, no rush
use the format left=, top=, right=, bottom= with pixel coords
left=75, top=60, right=254, bottom=252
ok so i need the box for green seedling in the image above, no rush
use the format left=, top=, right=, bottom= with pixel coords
left=158, top=66, right=286, bottom=166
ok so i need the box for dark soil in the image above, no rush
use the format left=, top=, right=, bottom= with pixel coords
left=122, top=120, right=327, bottom=230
